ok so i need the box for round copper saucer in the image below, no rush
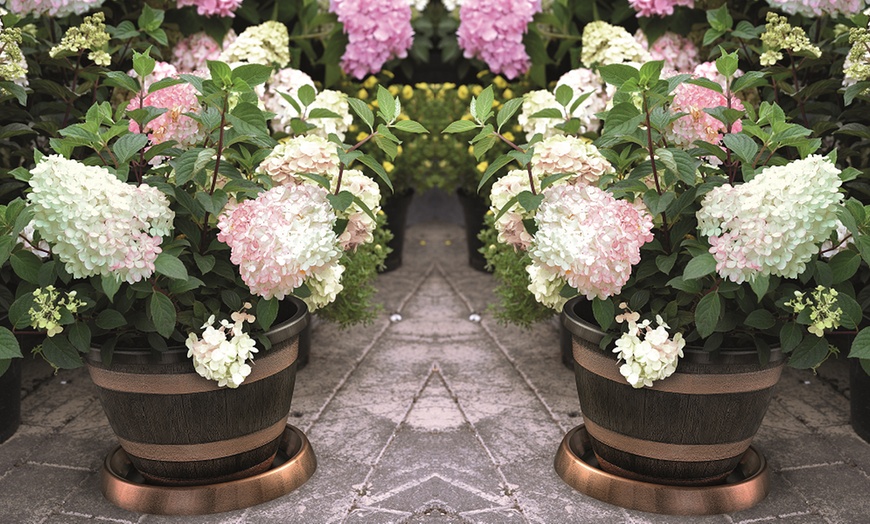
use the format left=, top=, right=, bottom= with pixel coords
left=101, top=424, right=316, bottom=515
left=554, top=424, right=770, bottom=515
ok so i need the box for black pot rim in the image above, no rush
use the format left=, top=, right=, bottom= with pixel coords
left=562, top=296, right=784, bottom=363
left=88, top=296, right=309, bottom=365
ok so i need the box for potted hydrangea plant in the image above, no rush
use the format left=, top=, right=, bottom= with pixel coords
left=444, top=47, right=870, bottom=487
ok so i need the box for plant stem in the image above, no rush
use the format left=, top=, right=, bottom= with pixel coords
left=336, top=131, right=379, bottom=194
left=61, top=51, right=84, bottom=128
left=786, top=50, right=810, bottom=128
left=642, top=92, right=670, bottom=249
left=200, top=94, right=229, bottom=250
left=493, top=130, right=536, bottom=195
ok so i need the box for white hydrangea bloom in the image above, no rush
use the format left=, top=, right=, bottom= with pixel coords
left=581, top=20, right=652, bottom=68
left=220, top=21, right=290, bottom=67
left=526, top=261, right=568, bottom=311
left=442, top=0, right=462, bottom=11
left=258, top=135, right=341, bottom=187
left=260, top=67, right=316, bottom=135
left=28, top=156, right=174, bottom=284
left=613, top=307, right=685, bottom=388
left=308, top=89, right=354, bottom=142
left=407, top=0, right=428, bottom=10
left=531, top=135, right=613, bottom=185
left=518, top=90, right=563, bottom=139
left=697, top=155, right=843, bottom=283
left=490, top=169, right=538, bottom=249
left=186, top=307, right=259, bottom=388
left=555, top=67, right=611, bottom=134
left=335, top=169, right=381, bottom=250
left=304, top=263, right=345, bottom=311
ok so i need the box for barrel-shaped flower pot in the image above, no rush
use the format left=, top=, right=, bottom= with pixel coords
left=563, top=297, right=784, bottom=486
left=86, top=297, right=308, bottom=486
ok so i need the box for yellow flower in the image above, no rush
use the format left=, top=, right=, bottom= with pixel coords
left=443, top=82, right=456, bottom=90
left=503, top=88, right=514, bottom=100
left=477, top=161, right=489, bottom=173
left=461, top=113, right=474, bottom=121
left=458, top=85, right=470, bottom=100
left=502, top=131, right=515, bottom=142
left=383, top=161, right=395, bottom=173
left=493, top=76, right=507, bottom=89
left=363, top=76, right=378, bottom=89
left=382, top=70, right=395, bottom=79
left=358, top=88, right=369, bottom=100
left=512, top=124, right=522, bottom=133
left=471, top=85, right=483, bottom=96
left=402, top=85, right=414, bottom=100
left=397, top=145, right=403, bottom=155
left=415, top=82, right=430, bottom=90
left=357, top=132, right=369, bottom=142
left=388, top=85, right=400, bottom=96
left=468, top=145, right=474, bottom=155
left=349, top=124, right=358, bottom=132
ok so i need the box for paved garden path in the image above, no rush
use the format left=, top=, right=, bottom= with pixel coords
left=1, top=222, right=869, bottom=523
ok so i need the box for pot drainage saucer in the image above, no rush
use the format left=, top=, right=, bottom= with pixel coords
left=101, top=424, right=316, bottom=515
left=554, top=424, right=770, bottom=515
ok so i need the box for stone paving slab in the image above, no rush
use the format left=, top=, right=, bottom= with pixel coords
left=1, top=222, right=869, bottom=524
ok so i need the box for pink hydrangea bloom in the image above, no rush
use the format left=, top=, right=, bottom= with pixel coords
left=457, top=0, right=541, bottom=80
left=5, top=0, right=104, bottom=17
left=636, top=30, right=699, bottom=73
left=628, top=0, right=693, bottom=17
left=692, top=61, right=742, bottom=89
left=127, top=77, right=204, bottom=148
left=765, top=0, right=862, bottom=17
left=531, top=136, right=613, bottom=186
left=258, top=135, right=341, bottom=187
left=330, top=0, right=415, bottom=79
left=530, top=184, right=654, bottom=300
left=172, top=32, right=232, bottom=73
left=697, top=155, right=843, bottom=283
left=217, top=184, right=342, bottom=300
left=176, top=0, right=243, bottom=18
left=668, top=80, right=744, bottom=148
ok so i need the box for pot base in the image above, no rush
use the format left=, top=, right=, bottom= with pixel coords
left=554, top=424, right=770, bottom=515
left=101, top=424, right=316, bottom=515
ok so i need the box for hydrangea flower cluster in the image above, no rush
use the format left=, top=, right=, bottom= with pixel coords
left=407, top=0, right=429, bottom=11
left=5, top=0, right=104, bottom=17
left=177, top=0, right=243, bottom=18
left=28, top=286, right=84, bottom=338
left=668, top=80, right=744, bottom=148
left=554, top=68, right=611, bottom=134
left=765, top=0, right=862, bottom=17
left=844, top=26, right=870, bottom=85
left=127, top=76, right=204, bottom=148
left=531, top=135, right=613, bottom=185
left=27, top=156, right=174, bottom=284
left=636, top=30, right=699, bottom=73
left=0, top=25, right=28, bottom=91
left=490, top=169, right=539, bottom=250
left=260, top=67, right=316, bottom=134
left=581, top=21, right=652, bottom=68
left=526, top=262, right=569, bottom=311
left=517, top=90, right=561, bottom=139
left=759, top=12, right=822, bottom=66
left=334, top=169, right=382, bottom=250
left=220, top=21, right=290, bottom=68
left=530, top=184, right=654, bottom=301
left=308, top=90, right=354, bottom=141
left=171, top=32, right=230, bottom=73
left=330, top=0, right=415, bottom=79
left=786, top=286, right=843, bottom=337
left=628, top=0, right=692, bottom=17
left=613, top=306, right=685, bottom=388
left=258, top=135, right=341, bottom=187
left=186, top=306, right=258, bottom=389
left=457, top=0, right=541, bottom=80
left=48, top=12, right=110, bottom=66
left=697, top=155, right=843, bottom=283
left=216, top=184, right=343, bottom=306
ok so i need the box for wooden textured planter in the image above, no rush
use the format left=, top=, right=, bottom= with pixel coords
left=86, top=298, right=308, bottom=486
left=563, top=297, right=784, bottom=486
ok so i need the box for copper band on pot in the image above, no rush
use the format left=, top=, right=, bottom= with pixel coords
left=573, top=340, right=783, bottom=394
left=87, top=340, right=298, bottom=395
left=584, top=419, right=754, bottom=462
left=116, top=418, right=288, bottom=462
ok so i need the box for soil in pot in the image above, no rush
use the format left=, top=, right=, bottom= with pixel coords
left=456, top=189, right=490, bottom=273
left=563, top=297, right=784, bottom=486
left=86, top=297, right=308, bottom=486
left=381, top=189, right=414, bottom=272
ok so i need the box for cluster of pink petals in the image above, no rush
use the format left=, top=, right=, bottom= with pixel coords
left=176, top=0, right=243, bottom=18
left=258, top=135, right=341, bottom=187
left=531, top=184, right=654, bottom=300
left=127, top=75, right=204, bottom=148
left=636, top=30, right=700, bottom=73
left=5, top=0, right=103, bottom=17
left=531, top=136, right=613, bottom=186
left=668, top=80, right=744, bottom=148
left=171, top=32, right=228, bottom=73
left=628, top=0, right=693, bottom=17
left=765, top=0, right=862, bottom=17
left=330, top=0, right=415, bottom=79
left=217, top=184, right=342, bottom=300
left=457, top=0, right=541, bottom=80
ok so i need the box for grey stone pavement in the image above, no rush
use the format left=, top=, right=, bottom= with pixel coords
left=2, top=197, right=870, bottom=523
